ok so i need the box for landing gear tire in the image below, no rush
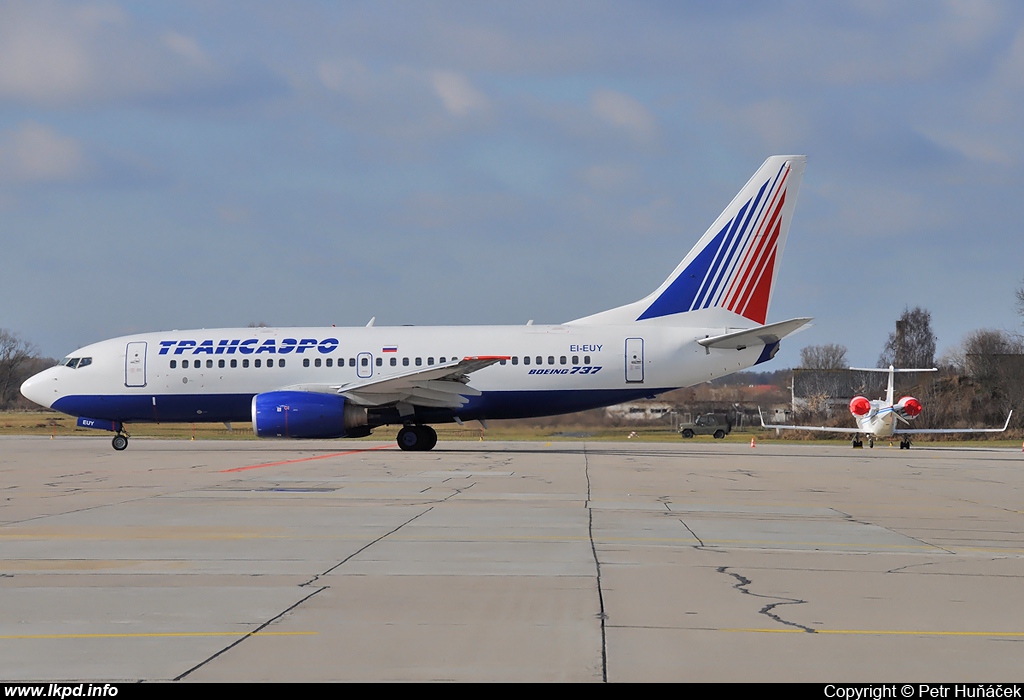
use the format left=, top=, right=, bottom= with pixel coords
left=868, top=437, right=874, bottom=449
left=852, top=437, right=863, bottom=448
left=112, top=434, right=128, bottom=451
left=397, top=425, right=438, bottom=451
left=899, top=439, right=911, bottom=450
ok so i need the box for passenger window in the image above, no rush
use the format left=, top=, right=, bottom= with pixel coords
left=349, top=358, right=355, bottom=367
left=572, top=355, right=579, bottom=364
left=279, top=359, right=285, bottom=368
left=548, top=356, right=554, bottom=365
left=536, top=356, right=543, bottom=365
left=303, top=359, right=309, bottom=367
left=170, top=360, right=177, bottom=369
left=390, top=357, right=397, bottom=366
left=415, top=357, right=422, bottom=366
left=559, top=356, right=566, bottom=365
left=254, top=359, right=262, bottom=368
left=206, top=359, right=213, bottom=368
left=218, top=359, right=225, bottom=368
left=375, top=357, right=382, bottom=366
left=268, top=359, right=274, bottom=368
left=511, top=357, right=518, bottom=365
left=403, top=357, right=409, bottom=366
left=584, top=355, right=591, bottom=364
left=326, top=358, right=333, bottom=367
left=243, top=359, right=250, bottom=368
left=523, top=356, right=530, bottom=365
left=315, top=358, right=321, bottom=367
left=361, top=357, right=368, bottom=366
left=500, top=360, right=506, bottom=365
left=182, top=360, right=189, bottom=369
left=231, top=359, right=237, bottom=368
left=427, top=357, right=434, bottom=365
left=439, top=357, right=446, bottom=363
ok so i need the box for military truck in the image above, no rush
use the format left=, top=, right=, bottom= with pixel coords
left=678, top=413, right=732, bottom=439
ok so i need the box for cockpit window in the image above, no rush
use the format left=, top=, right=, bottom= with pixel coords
left=78, top=357, right=92, bottom=368
left=64, top=358, right=79, bottom=369
left=59, top=357, right=92, bottom=369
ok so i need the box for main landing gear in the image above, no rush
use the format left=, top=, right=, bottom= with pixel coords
left=397, top=425, right=438, bottom=451
left=899, top=438, right=912, bottom=450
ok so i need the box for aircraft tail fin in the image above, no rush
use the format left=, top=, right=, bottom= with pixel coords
left=569, top=155, right=805, bottom=326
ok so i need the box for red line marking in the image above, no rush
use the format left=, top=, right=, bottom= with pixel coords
left=221, top=443, right=395, bottom=473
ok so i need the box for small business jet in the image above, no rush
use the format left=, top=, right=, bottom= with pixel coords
left=23, top=155, right=812, bottom=452
left=760, top=365, right=1012, bottom=448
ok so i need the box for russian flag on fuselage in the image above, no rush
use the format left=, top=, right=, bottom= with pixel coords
left=637, top=160, right=792, bottom=325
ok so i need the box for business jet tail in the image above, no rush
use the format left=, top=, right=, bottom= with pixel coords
left=569, top=155, right=806, bottom=327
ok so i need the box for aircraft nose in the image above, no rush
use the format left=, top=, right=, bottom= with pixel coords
left=20, top=369, right=57, bottom=409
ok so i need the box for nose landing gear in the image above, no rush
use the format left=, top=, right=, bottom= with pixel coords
left=112, top=430, right=130, bottom=451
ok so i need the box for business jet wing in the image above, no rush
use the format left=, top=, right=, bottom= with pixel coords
left=698, top=317, right=812, bottom=350
left=282, top=356, right=508, bottom=409
left=758, top=408, right=863, bottom=434
left=892, top=411, right=1013, bottom=435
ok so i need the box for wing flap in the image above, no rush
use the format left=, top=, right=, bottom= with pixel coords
left=331, top=355, right=507, bottom=409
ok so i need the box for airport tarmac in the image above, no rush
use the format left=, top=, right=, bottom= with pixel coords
left=0, top=436, right=1022, bottom=682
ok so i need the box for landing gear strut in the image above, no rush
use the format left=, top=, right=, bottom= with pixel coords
left=852, top=434, right=863, bottom=448
left=899, top=438, right=912, bottom=450
left=397, top=425, right=438, bottom=451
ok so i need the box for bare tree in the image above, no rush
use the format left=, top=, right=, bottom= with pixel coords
left=1016, top=277, right=1024, bottom=319
left=878, top=306, right=936, bottom=369
left=799, top=343, right=848, bottom=370
left=0, top=329, right=39, bottom=408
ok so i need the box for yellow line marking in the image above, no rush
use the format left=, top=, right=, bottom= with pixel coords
left=723, top=628, right=1024, bottom=637
left=0, top=631, right=317, bottom=640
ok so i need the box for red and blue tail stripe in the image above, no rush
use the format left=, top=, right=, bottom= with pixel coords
left=637, top=160, right=793, bottom=325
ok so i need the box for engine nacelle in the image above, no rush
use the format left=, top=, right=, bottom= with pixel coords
left=849, top=396, right=871, bottom=416
left=252, top=391, right=369, bottom=439
left=896, top=396, right=923, bottom=419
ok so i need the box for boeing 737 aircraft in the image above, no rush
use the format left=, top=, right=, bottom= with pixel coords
left=22, top=155, right=811, bottom=451
left=760, top=365, right=1012, bottom=449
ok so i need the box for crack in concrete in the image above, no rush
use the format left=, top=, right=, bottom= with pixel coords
left=718, top=566, right=816, bottom=633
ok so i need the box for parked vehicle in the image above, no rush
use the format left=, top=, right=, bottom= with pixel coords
left=679, top=413, right=732, bottom=439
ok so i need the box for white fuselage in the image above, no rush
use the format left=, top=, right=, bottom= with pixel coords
left=22, top=323, right=771, bottom=427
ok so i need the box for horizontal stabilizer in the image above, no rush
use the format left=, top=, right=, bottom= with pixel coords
left=698, top=317, right=812, bottom=350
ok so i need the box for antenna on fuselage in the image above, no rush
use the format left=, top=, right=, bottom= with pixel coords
left=366, top=317, right=376, bottom=327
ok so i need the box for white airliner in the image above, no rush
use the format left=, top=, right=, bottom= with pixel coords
left=22, top=155, right=812, bottom=452
left=760, top=365, right=1012, bottom=449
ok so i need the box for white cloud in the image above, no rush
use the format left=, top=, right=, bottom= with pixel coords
left=0, top=122, right=86, bottom=183
left=430, top=70, right=489, bottom=117
left=591, top=89, right=657, bottom=144
left=0, top=2, right=255, bottom=106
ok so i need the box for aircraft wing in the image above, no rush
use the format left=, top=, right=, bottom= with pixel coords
left=281, top=356, right=508, bottom=409
left=893, top=411, right=1013, bottom=435
left=758, top=407, right=863, bottom=434
left=698, top=317, right=813, bottom=350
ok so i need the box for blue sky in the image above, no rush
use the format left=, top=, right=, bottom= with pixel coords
left=3, top=0, right=1024, bottom=369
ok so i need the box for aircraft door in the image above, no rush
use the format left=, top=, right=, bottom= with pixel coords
left=356, top=352, right=373, bottom=379
left=125, top=341, right=147, bottom=387
left=625, top=337, right=644, bottom=383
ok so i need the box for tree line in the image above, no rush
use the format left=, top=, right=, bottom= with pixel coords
left=0, top=330, right=55, bottom=410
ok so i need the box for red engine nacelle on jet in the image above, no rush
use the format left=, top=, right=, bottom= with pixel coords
left=849, top=396, right=871, bottom=416
left=897, top=396, right=923, bottom=418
